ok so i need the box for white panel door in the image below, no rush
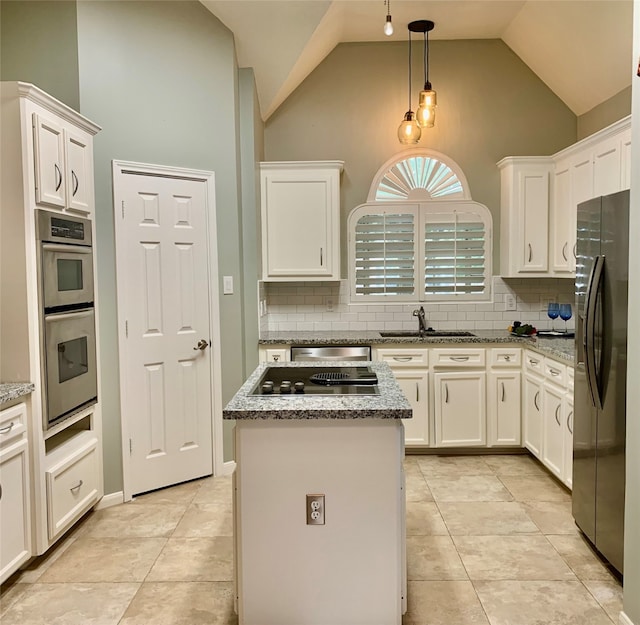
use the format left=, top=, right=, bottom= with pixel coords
left=551, top=159, right=573, bottom=273
left=115, top=168, right=214, bottom=496
left=487, top=371, right=521, bottom=446
left=593, top=134, right=623, bottom=197
left=518, top=169, right=549, bottom=272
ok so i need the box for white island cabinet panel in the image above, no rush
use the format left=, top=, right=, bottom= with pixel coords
left=235, top=420, right=405, bottom=625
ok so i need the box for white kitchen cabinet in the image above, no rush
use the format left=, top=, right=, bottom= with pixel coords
left=374, top=347, right=430, bottom=448
left=487, top=347, right=521, bottom=446
left=542, top=382, right=565, bottom=480
left=433, top=371, right=486, bottom=447
left=523, top=372, right=543, bottom=458
left=392, top=369, right=429, bottom=447
left=0, top=402, right=31, bottom=583
left=260, top=161, right=343, bottom=281
left=33, top=112, right=95, bottom=216
left=563, top=395, right=574, bottom=489
left=498, top=157, right=553, bottom=276
left=550, top=157, right=573, bottom=273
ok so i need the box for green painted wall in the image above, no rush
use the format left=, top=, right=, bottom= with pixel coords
left=0, top=0, right=80, bottom=108
left=75, top=0, right=245, bottom=491
left=264, top=40, right=577, bottom=273
left=578, top=86, right=632, bottom=140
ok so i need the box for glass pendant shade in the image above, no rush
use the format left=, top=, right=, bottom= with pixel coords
left=416, top=86, right=437, bottom=128
left=397, top=111, right=422, bottom=144
left=384, top=15, right=393, bottom=36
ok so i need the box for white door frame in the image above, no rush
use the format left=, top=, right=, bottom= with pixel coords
left=112, top=160, right=224, bottom=501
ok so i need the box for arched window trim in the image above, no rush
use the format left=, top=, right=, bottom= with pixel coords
left=367, top=148, right=471, bottom=202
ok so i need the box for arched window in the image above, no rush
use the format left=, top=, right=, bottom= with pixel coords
left=350, top=150, right=491, bottom=302
left=367, top=149, right=470, bottom=202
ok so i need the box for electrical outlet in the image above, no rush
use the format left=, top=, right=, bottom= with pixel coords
left=505, top=294, right=517, bottom=311
left=306, top=494, right=325, bottom=525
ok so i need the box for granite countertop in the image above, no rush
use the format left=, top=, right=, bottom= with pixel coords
left=223, top=361, right=411, bottom=420
left=0, top=382, right=35, bottom=406
left=259, top=330, right=575, bottom=364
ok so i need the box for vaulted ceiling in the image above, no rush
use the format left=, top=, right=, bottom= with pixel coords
left=200, top=0, right=633, bottom=121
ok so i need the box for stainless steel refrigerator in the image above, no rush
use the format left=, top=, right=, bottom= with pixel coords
left=573, top=189, right=628, bottom=575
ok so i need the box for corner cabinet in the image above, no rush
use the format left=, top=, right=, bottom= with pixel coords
left=260, top=161, right=343, bottom=281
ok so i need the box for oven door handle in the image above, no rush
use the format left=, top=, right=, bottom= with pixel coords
left=45, top=309, right=94, bottom=323
left=42, top=243, right=92, bottom=254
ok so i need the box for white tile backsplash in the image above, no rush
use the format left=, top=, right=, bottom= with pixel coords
left=260, top=277, right=575, bottom=334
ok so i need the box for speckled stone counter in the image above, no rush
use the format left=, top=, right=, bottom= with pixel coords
left=0, top=382, right=35, bottom=406
left=223, top=361, right=411, bottom=420
left=259, top=330, right=575, bottom=364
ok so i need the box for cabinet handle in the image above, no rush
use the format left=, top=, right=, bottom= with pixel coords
left=501, top=382, right=505, bottom=402
left=529, top=358, right=539, bottom=365
left=393, top=356, right=412, bottom=362
left=504, top=355, right=511, bottom=362
left=0, top=421, right=15, bottom=434
left=320, top=247, right=323, bottom=266
left=534, top=390, right=540, bottom=411
left=573, top=243, right=577, bottom=259
left=416, top=382, right=419, bottom=403
left=450, top=356, right=469, bottom=362
left=562, top=242, right=568, bottom=261
left=567, top=410, right=573, bottom=434
left=528, top=243, right=533, bottom=263
left=445, top=383, right=449, bottom=403
left=0, top=484, right=2, bottom=500
left=54, top=164, right=62, bottom=191
left=555, top=404, right=561, bottom=426
left=72, top=170, right=79, bottom=196
left=70, top=480, right=83, bottom=493
left=549, top=368, right=560, bottom=376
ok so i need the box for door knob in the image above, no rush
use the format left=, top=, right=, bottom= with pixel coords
left=193, top=339, right=209, bottom=351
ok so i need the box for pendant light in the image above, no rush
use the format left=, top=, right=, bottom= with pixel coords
left=383, top=0, right=393, bottom=36
left=397, top=28, right=421, bottom=145
left=412, top=20, right=437, bottom=128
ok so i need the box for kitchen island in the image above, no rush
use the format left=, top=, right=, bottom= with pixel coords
left=224, top=361, right=410, bottom=625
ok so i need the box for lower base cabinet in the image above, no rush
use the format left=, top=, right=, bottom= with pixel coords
left=542, top=384, right=565, bottom=480
left=393, top=370, right=429, bottom=447
left=563, top=397, right=574, bottom=488
left=523, top=374, right=544, bottom=458
left=487, top=371, right=521, bottom=446
left=434, top=371, right=486, bottom=446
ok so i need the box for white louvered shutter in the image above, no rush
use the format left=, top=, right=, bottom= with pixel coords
left=424, top=210, right=487, bottom=297
left=354, top=212, right=416, bottom=297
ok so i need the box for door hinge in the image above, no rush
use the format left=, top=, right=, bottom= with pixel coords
left=129, top=438, right=132, bottom=455
left=125, top=320, right=128, bottom=338
left=121, top=200, right=125, bottom=218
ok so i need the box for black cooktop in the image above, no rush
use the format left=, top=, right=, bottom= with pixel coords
left=251, top=366, right=380, bottom=396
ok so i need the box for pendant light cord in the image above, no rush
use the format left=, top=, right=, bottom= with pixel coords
left=408, top=30, right=412, bottom=111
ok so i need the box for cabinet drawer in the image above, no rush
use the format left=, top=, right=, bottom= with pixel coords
left=46, top=437, right=99, bottom=540
left=544, top=358, right=567, bottom=385
left=431, top=348, right=485, bottom=368
left=524, top=351, right=544, bottom=375
left=489, top=347, right=521, bottom=367
left=0, top=403, right=27, bottom=448
left=374, top=347, right=429, bottom=367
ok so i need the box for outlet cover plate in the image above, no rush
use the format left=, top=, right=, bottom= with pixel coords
left=306, top=494, right=325, bottom=525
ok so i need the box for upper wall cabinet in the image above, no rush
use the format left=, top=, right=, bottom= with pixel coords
left=499, top=116, right=631, bottom=278
left=498, top=157, right=553, bottom=277
left=260, top=161, right=343, bottom=281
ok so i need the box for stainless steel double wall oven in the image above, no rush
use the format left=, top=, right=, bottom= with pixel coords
left=37, top=210, right=97, bottom=429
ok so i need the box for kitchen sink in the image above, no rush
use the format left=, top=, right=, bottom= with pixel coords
left=378, top=330, right=476, bottom=338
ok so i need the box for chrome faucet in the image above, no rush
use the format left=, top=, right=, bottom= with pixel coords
left=412, top=306, right=429, bottom=333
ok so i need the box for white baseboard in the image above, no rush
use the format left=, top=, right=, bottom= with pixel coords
left=620, top=611, right=636, bottom=625
left=221, top=460, right=236, bottom=476
left=95, top=491, right=124, bottom=510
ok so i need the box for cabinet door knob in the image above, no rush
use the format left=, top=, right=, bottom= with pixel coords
left=416, top=382, right=419, bottom=403
left=562, top=242, right=568, bottom=261
left=54, top=163, right=62, bottom=191
left=450, top=356, right=469, bottom=362
left=393, top=356, right=412, bottom=362
left=567, top=410, right=573, bottom=434
left=555, top=404, right=561, bottom=426
left=534, top=390, right=540, bottom=411
left=72, top=170, right=79, bottom=196
left=528, top=243, right=533, bottom=263
left=445, top=383, right=449, bottom=403
left=501, top=382, right=505, bottom=402
left=70, top=480, right=83, bottom=493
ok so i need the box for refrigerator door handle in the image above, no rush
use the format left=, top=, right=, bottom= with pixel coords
left=584, top=254, right=604, bottom=409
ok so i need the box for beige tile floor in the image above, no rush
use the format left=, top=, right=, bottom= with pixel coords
left=0, top=453, right=622, bottom=625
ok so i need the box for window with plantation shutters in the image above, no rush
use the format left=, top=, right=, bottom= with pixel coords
left=354, top=211, right=416, bottom=297
left=350, top=151, right=491, bottom=303
left=424, top=210, right=487, bottom=297
left=349, top=201, right=491, bottom=302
